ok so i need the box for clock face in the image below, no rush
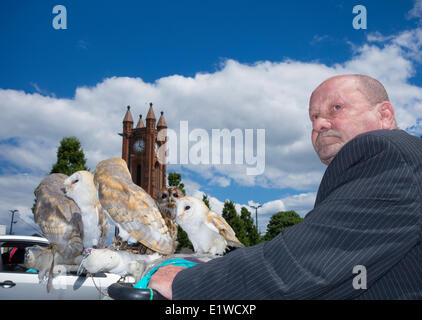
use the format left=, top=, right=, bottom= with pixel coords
left=134, top=139, right=145, bottom=152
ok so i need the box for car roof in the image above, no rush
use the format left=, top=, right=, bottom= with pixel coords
left=0, top=235, right=49, bottom=244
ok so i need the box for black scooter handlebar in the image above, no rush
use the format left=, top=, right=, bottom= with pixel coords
left=107, top=283, right=168, bottom=300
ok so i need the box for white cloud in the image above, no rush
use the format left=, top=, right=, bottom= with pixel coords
left=281, top=192, right=317, bottom=217
left=209, top=176, right=231, bottom=187
left=0, top=174, right=43, bottom=235
left=1, top=25, right=422, bottom=235
left=408, top=0, right=422, bottom=19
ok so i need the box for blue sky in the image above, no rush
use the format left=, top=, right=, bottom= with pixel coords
left=1, top=0, right=422, bottom=235
left=1, top=0, right=420, bottom=96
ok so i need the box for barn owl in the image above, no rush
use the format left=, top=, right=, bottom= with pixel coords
left=33, top=173, right=84, bottom=291
left=156, top=187, right=184, bottom=248
left=34, top=173, right=84, bottom=263
left=63, top=170, right=109, bottom=249
left=176, top=197, right=245, bottom=255
left=93, top=158, right=174, bottom=255
left=78, top=248, right=161, bottom=282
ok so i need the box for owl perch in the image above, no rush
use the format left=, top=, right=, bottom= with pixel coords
left=78, top=248, right=162, bottom=282
left=24, top=245, right=83, bottom=283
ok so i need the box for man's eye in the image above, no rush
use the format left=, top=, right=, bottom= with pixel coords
left=311, top=115, right=318, bottom=121
left=333, top=105, right=341, bottom=111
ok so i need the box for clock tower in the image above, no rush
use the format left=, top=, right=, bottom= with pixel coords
left=120, top=103, right=167, bottom=200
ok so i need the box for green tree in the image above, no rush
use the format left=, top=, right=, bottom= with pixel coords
left=222, top=200, right=237, bottom=222
left=50, top=136, right=89, bottom=175
left=202, top=194, right=211, bottom=209
left=168, top=172, right=186, bottom=195
left=264, top=211, right=303, bottom=241
left=222, top=200, right=247, bottom=248
left=175, top=226, right=193, bottom=252
left=240, top=207, right=262, bottom=246
left=32, top=136, right=88, bottom=214
left=168, top=172, right=191, bottom=251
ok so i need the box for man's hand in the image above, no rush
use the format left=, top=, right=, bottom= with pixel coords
left=148, top=265, right=187, bottom=300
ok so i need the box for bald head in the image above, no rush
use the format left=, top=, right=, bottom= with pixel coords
left=312, top=74, right=390, bottom=107
left=351, top=74, right=390, bottom=106
left=309, top=74, right=397, bottom=165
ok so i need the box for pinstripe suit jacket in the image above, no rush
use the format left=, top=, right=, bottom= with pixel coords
left=172, top=129, right=422, bottom=299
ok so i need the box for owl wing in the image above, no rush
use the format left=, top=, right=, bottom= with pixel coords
left=94, top=158, right=174, bottom=255
left=34, top=174, right=84, bottom=263
left=205, top=211, right=245, bottom=248
left=96, top=204, right=110, bottom=248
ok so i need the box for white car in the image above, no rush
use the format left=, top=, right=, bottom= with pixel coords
left=0, top=235, right=122, bottom=300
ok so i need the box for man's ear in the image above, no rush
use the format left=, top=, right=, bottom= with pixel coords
left=378, top=102, right=396, bottom=130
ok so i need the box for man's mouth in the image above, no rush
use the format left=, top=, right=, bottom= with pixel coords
left=316, top=134, right=340, bottom=147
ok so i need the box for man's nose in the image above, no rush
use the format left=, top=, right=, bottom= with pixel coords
left=313, top=117, right=332, bottom=132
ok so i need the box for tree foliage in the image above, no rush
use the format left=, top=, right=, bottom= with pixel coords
left=168, top=172, right=186, bottom=195
left=222, top=201, right=247, bottom=248
left=32, top=136, right=88, bottom=214
left=202, top=194, right=211, bottom=209
left=176, top=226, right=193, bottom=252
left=240, top=207, right=262, bottom=246
left=168, top=172, right=191, bottom=251
left=264, top=210, right=303, bottom=241
left=50, top=136, right=89, bottom=176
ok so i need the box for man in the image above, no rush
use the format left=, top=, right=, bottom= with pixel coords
left=149, top=74, right=422, bottom=299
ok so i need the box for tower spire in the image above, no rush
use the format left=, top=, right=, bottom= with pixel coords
left=123, top=105, right=134, bottom=123
left=146, top=102, right=156, bottom=121
left=157, top=111, right=167, bottom=129
left=136, top=114, right=145, bottom=128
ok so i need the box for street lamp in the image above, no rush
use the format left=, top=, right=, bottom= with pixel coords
left=9, top=209, right=18, bottom=235
left=250, top=204, right=262, bottom=234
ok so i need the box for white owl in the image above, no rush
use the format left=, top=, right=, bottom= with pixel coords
left=78, top=248, right=161, bottom=282
left=176, top=197, right=245, bottom=255
left=63, top=171, right=110, bottom=249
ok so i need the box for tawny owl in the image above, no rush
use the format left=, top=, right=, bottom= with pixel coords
left=63, top=170, right=110, bottom=249
left=33, top=173, right=84, bottom=263
left=156, top=187, right=184, bottom=247
left=176, top=197, right=245, bottom=255
left=93, top=158, right=174, bottom=255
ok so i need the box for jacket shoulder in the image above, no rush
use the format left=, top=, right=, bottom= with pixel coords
left=315, top=130, right=420, bottom=205
left=353, top=129, right=422, bottom=161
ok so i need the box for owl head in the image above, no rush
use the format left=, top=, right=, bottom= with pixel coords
left=157, top=187, right=184, bottom=217
left=175, top=196, right=208, bottom=225
left=63, top=170, right=97, bottom=207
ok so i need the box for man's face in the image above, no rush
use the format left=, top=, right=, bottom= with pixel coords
left=309, top=77, right=383, bottom=165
